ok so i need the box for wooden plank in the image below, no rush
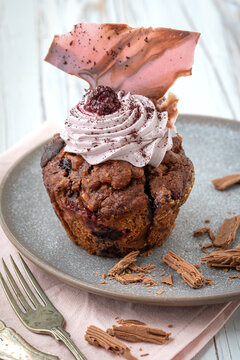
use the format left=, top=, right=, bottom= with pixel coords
left=193, top=338, right=218, bottom=360
left=0, top=0, right=42, bottom=152
left=214, top=308, right=240, bottom=360
left=179, top=0, right=239, bottom=120
left=109, top=0, right=240, bottom=120
left=218, top=307, right=240, bottom=360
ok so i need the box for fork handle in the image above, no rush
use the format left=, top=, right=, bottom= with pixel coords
left=51, top=327, right=87, bottom=360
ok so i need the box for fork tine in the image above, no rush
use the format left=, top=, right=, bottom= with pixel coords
left=19, top=254, right=51, bottom=306
left=10, top=255, right=40, bottom=309
left=2, top=259, right=31, bottom=312
left=0, top=271, right=24, bottom=316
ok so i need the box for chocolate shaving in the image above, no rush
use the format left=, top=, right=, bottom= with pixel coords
left=228, top=274, right=240, bottom=280
left=117, top=319, right=146, bottom=326
left=156, top=289, right=165, bottom=295
left=208, top=230, right=215, bottom=242
left=162, top=251, right=205, bottom=288
left=115, top=273, right=144, bottom=285
left=108, top=251, right=140, bottom=276
left=212, top=174, right=240, bottom=190
left=194, top=226, right=216, bottom=243
left=107, top=251, right=158, bottom=287
left=128, top=263, right=156, bottom=273
left=193, top=227, right=210, bottom=237
left=205, top=278, right=216, bottom=286
left=201, top=246, right=240, bottom=270
left=141, top=277, right=158, bottom=286
left=161, top=275, right=173, bottom=286
left=140, top=354, right=149, bottom=357
left=111, top=324, right=170, bottom=344
left=85, top=325, right=137, bottom=360
left=213, top=215, right=240, bottom=249
left=201, top=243, right=213, bottom=251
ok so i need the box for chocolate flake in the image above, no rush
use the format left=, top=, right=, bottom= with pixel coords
left=193, top=226, right=215, bottom=243
left=108, top=251, right=140, bottom=276
left=161, top=275, right=173, bottom=286
left=228, top=274, right=240, bottom=280
left=107, top=251, right=158, bottom=287
left=111, top=324, right=170, bottom=344
left=117, top=319, right=146, bottom=326
left=156, top=289, right=165, bottom=295
left=212, top=174, right=240, bottom=190
left=142, top=277, right=158, bottom=286
left=201, top=243, right=213, bottom=252
left=213, top=215, right=240, bottom=248
left=205, top=278, right=216, bottom=286
left=115, top=273, right=144, bottom=285
left=193, top=227, right=210, bottom=237
left=85, top=325, right=137, bottom=360
left=162, top=251, right=205, bottom=288
left=201, top=246, right=240, bottom=270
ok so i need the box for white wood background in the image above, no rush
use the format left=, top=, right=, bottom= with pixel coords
left=0, top=0, right=240, bottom=358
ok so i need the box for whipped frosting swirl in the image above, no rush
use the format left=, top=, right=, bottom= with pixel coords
left=61, top=92, right=173, bottom=167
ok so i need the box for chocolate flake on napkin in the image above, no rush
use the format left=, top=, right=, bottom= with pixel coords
left=109, top=323, right=171, bottom=344
left=85, top=325, right=138, bottom=360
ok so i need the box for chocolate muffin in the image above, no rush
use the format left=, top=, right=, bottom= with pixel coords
left=41, top=133, right=194, bottom=257
left=42, top=23, right=199, bottom=257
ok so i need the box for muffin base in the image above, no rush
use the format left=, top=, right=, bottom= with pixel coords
left=41, top=135, right=194, bottom=257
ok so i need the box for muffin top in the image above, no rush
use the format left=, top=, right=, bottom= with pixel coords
left=41, top=134, right=193, bottom=219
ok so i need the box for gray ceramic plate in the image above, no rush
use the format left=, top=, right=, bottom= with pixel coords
left=0, top=115, right=240, bottom=306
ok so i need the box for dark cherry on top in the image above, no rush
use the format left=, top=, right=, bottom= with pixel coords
left=83, top=85, right=121, bottom=115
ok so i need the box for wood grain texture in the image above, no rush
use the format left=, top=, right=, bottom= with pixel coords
left=0, top=0, right=239, bottom=359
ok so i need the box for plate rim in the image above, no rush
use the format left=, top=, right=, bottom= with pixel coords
left=1, top=114, right=240, bottom=306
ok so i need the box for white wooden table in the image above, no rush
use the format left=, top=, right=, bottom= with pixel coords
left=1, top=0, right=240, bottom=358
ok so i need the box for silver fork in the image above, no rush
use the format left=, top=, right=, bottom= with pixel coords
left=0, top=254, right=87, bottom=360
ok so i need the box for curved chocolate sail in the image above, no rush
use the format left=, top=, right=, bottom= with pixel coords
left=45, top=23, right=200, bottom=99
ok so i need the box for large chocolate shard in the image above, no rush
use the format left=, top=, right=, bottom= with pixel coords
left=45, top=23, right=200, bottom=99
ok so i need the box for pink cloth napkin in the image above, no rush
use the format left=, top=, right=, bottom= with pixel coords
left=0, top=121, right=239, bottom=360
